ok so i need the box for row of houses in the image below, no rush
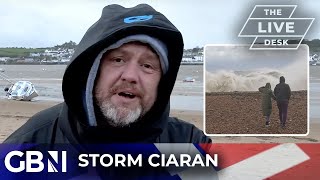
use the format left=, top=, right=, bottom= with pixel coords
left=31, top=48, right=74, bottom=58
left=31, top=48, right=74, bottom=63
left=182, top=48, right=203, bottom=63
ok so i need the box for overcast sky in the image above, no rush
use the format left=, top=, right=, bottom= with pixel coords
left=205, top=44, right=309, bottom=71
left=0, top=0, right=319, bottom=48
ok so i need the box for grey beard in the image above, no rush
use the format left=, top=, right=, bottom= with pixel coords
left=99, top=101, right=142, bottom=127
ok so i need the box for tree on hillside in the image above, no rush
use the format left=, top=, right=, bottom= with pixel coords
left=191, top=46, right=200, bottom=55
left=54, top=41, right=77, bottom=49
left=302, top=39, right=320, bottom=53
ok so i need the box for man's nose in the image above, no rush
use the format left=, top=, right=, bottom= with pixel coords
left=120, top=62, right=139, bottom=83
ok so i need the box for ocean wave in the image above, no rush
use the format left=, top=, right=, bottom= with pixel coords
left=206, top=69, right=306, bottom=92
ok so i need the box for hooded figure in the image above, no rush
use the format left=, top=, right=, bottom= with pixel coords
left=4, top=4, right=211, bottom=144
left=259, top=83, right=276, bottom=126
left=274, top=76, right=291, bottom=128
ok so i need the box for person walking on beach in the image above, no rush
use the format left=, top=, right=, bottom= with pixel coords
left=259, top=83, right=276, bottom=126
left=274, top=76, right=291, bottom=128
left=4, top=4, right=210, bottom=144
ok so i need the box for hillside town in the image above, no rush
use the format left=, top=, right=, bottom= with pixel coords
left=0, top=49, right=73, bottom=64
left=0, top=42, right=204, bottom=65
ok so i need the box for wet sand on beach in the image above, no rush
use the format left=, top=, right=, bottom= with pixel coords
left=0, top=98, right=319, bottom=143
left=0, top=99, right=203, bottom=143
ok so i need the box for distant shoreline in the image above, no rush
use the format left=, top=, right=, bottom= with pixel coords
left=0, top=62, right=204, bottom=65
left=180, top=62, right=203, bottom=65
left=0, top=62, right=68, bottom=65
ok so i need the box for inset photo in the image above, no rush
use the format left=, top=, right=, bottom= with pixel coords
left=204, top=44, right=308, bottom=136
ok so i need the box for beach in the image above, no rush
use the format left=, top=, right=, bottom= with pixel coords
left=205, top=91, right=308, bottom=135
left=0, top=99, right=203, bottom=143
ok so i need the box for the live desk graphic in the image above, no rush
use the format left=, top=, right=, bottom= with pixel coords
left=239, top=5, right=314, bottom=49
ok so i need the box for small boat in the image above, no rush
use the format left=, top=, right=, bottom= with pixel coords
left=1, top=71, right=38, bottom=101
left=183, top=77, right=195, bottom=82
left=5, top=81, right=38, bottom=101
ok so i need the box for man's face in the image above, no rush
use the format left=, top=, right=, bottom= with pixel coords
left=95, top=42, right=162, bottom=127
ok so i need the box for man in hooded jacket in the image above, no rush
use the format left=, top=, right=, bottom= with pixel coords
left=274, top=76, right=291, bottom=128
left=4, top=4, right=211, bottom=144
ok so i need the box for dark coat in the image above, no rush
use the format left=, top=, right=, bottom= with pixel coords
left=259, top=84, right=276, bottom=116
left=274, top=77, right=291, bottom=102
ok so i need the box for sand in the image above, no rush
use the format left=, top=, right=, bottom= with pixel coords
left=0, top=99, right=203, bottom=143
left=0, top=98, right=318, bottom=143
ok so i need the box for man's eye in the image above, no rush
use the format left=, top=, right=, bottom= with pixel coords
left=141, top=63, right=161, bottom=74
left=142, top=64, right=152, bottom=69
left=114, top=58, right=123, bottom=63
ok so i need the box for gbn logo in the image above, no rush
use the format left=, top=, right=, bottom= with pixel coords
left=4, top=151, right=67, bottom=172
